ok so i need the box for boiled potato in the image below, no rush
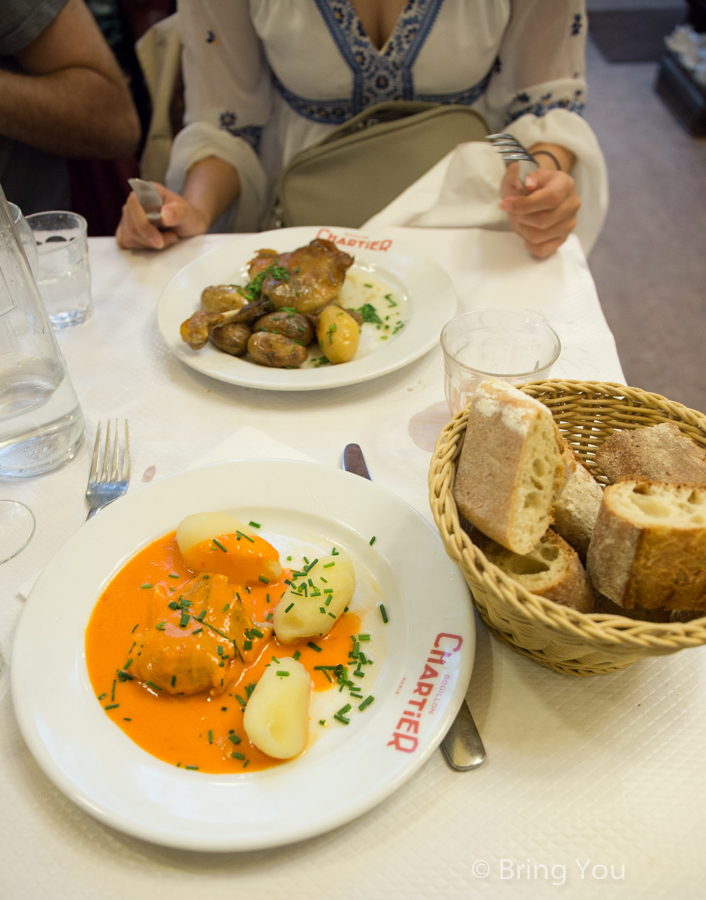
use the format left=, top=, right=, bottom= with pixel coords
left=176, top=512, right=255, bottom=557
left=243, top=657, right=311, bottom=759
left=316, top=305, right=360, bottom=364
left=274, top=554, right=355, bottom=643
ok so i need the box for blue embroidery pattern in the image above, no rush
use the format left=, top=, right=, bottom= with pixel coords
left=571, top=14, right=582, bottom=36
left=219, top=112, right=263, bottom=152
left=206, top=30, right=216, bottom=43
left=506, top=88, right=585, bottom=124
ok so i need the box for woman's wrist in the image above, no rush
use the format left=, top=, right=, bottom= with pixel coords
left=183, top=156, right=241, bottom=231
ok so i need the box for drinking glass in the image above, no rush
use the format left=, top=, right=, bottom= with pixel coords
left=441, top=309, right=561, bottom=414
left=26, top=211, right=93, bottom=329
left=0, top=500, right=35, bottom=562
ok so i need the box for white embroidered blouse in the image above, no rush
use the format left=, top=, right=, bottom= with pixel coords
left=167, top=0, right=607, bottom=252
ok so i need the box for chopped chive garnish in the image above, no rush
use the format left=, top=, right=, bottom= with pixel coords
left=380, top=604, right=389, bottom=623
left=243, top=640, right=252, bottom=650
left=303, top=556, right=310, bottom=564
left=185, top=765, right=199, bottom=770
left=285, top=602, right=294, bottom=613
left=140, top=583, right=153, bottom=589
left=236, top=530, right=254, bottom=543
left=131, top=623, right=139, bottom=633
left=198, top=610, right=207, bottom=621
left=168, top=601, right=179, bottom=610
left=123, top=718, right=131, bottom=721
left=315, top=667, right=332, bottom=682
left=250, top=628, right=264, bottom=638
left=320, top=719, right=326, bottom=725
left=266, top=612, right=273, bottom=621
left=111, top=679, right=116, bottom=701
left=243, top=760, right=250, bottom=768
left=369, top=536, right=376, bottom=546
left=228, top=733, right=242, bottom=745
left=287, top=555, right=292, bottom=561
left=266, top=594, right=270, bottom=603
left=212, top=539, right=228, bottom=553
left=245, top=586, right=251, bottom=593
left=192, top=627, right=203, bottom=634
left=320, top=577, right=328, bottom=583
left=328, top=612, right=336, bottom=618
left=221, top=706, right=228, bottom=711
left=307, top=642, right=322, bottom=652
left=331, top=547, right=339, bottom=555
left=104, top=704, right=119, bottom=710
left=97, top=693, right=106, bottom=700
left=155, top=621, right=166, bottom=630
left=117, top=670, right=133, bottom=682
left=146, top=681, right=163, bottom=692
left=246, top=682, right=256, bottom=697
left=249, top=521, right=261, bottom=528
left=232, top=752, right=245, bottom=760
left=276, top=671, right=290, bottom=677
left=293, top=650, right=301, bottom=661
left=179, top=613, right=191, bottom=627
left=171, top=675, right=176, bottom=687
left=236, top=694, right=247, bottom=707
left=271, top=656, right=280, bottom=663
left=358, top=634, right=370, bottom=641
left=259, top=575, right=269, bottom=584
left=217, top=646, right=224, bottom=656
left=333, top=713, right=350, bottom=725
left=208, top=730, right=213, bottom=744
left=323, top=562, right=335, bottom=568
left=168, top=572, right=180, bottom=578
left=337, top=704, right=352, bottom=715
left=320, top=607, right=326, bottom=614
left=222, top=603, right=230, bottom=612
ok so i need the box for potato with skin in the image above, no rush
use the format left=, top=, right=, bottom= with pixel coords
left=243, top=657, right=311, bottom=759
left=200, top=285, right=247, bottom=313
left=274, top=554, right=356, bottom=643
left=316, top=305, right=360, bottom=364
left=247, top=332, right=308, bottom=368
left=209, top=322, right=250, bottom=356
left=254, top=310, right=314, bottom=346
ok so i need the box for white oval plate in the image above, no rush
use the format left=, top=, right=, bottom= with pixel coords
left=157, top=226, right=457, bottom=391
left=12, top=461, right=474, bottom=851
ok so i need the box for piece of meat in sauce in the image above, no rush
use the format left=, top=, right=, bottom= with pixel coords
left=247, top=239, right=354, bottom=315
left=131, top=574, right=261, bottom=695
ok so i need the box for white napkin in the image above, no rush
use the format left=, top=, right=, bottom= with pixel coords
left=18, top=426, right=317, bottom=600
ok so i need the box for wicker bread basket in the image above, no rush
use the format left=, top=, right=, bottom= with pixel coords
left=429, top=380, right=706, bottom=676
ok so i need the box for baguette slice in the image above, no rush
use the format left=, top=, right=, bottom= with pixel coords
left=596, top=422, right=706, bottom=485
left=552, top=443, right=604, bottom=561
left=587, top=480, right=706, bottom=610
left=474, top=528, right=594, bottom=613
left=453, top=378, right=564, bottom=554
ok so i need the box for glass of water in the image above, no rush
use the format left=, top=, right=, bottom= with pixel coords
left=441, top=309, right=561, bottom=415
left=26, top=211, right=93, bottom=329
left=7, top=202, right=39, bottom=277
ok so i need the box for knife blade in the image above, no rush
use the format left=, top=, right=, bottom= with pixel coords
left=342, top=443, right=486, bottom=771
left=128, top=178, right=164, bottom=227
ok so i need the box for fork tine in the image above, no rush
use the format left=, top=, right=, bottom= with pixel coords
left=89, top=422, right=102, bottom=482
left=121, top=420, right=131, bottom=482
left=101, top=420, right=112, bottom=482
left=110, top=419, right=120, bottom=482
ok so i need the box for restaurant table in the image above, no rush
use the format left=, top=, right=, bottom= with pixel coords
left=1, top=227, right=703, bottom=900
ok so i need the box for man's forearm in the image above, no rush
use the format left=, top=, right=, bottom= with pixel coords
left=0, top=66, right=139, bottom=158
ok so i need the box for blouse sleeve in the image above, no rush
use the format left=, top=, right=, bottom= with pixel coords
left=166, top=0, right=273, bottom=232
left=483, top=0, right=608, bottom=254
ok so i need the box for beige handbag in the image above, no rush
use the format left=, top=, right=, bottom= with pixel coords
left=271, top=101, right=489, bottom=229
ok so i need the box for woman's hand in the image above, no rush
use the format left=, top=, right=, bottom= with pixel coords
left=116, top=182, right=209, bottom=250
left=499, top=149, right=580, bottom=259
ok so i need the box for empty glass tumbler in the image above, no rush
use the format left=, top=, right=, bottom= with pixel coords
left=0, top=186, right=85, bottom=477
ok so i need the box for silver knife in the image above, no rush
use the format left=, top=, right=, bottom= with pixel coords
left=342, top=443, right=486, bottom=771
left=128, top=178, right=164, bottom=227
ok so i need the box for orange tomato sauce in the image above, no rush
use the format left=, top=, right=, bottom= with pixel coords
left=85, top=531, right=360, bottom=773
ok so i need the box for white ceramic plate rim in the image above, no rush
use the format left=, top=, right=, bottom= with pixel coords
left=12, top=460, right=474, bottom=851
left=157, top=226, right=457, bottom=391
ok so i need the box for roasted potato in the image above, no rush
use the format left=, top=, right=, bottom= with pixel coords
left=254, top=310, right=314, bottom=346
left=209, top=322, right=250, bottom=356
left=247, top=332, right=308, bottom=368
left=316, top=305, right=360, bottom=364
left=200, top=284, right=247, bottom=313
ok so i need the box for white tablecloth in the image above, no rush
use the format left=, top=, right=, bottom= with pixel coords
left=3, top=228, right=703, bottom=899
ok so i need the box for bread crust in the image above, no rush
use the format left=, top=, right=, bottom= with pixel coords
left=474, top=528, right=594, bottom=613
left=553, top=443, right=604, bottom=561
left=596, top=422, right=706, bottom=485
left=587, top=480, right=706, bottom=610
left=452, top=379, right=564, bottom=555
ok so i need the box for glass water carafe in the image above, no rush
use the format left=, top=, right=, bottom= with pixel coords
left=0, top=185, right=85, bottom=477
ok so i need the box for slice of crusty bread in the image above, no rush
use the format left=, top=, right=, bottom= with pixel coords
left=474, top=528, right=594, bottom=613
left=587, top=480, right=706, bottom=610
left=453, top=378, right=564, bottom=555
left=552, top=443, right=604, bottom=562
left=596, top=422, right=706, bottom=485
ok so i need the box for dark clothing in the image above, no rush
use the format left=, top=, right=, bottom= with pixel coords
left=0, top=0, right=71, bottom=213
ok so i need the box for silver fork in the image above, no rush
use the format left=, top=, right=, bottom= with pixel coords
left=85, top=420, right=130, bottom=519
left=486, top=132, right=539, bottom=192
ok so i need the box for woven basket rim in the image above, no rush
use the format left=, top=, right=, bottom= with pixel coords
left=429, top=378, right=706, bottom=654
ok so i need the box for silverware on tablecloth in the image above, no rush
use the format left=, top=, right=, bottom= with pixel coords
left=127, top=178, right=164, bottom=227
left=486, top=133, right=539, bottom=192
left=341, top=442, right=486, bottom=772
left=85, top=420, right=130, bottom=519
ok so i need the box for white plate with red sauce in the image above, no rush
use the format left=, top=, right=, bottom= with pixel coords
left=157, top=225, right=457, bottom=391
left=12, top=460, right=474, bottom=851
